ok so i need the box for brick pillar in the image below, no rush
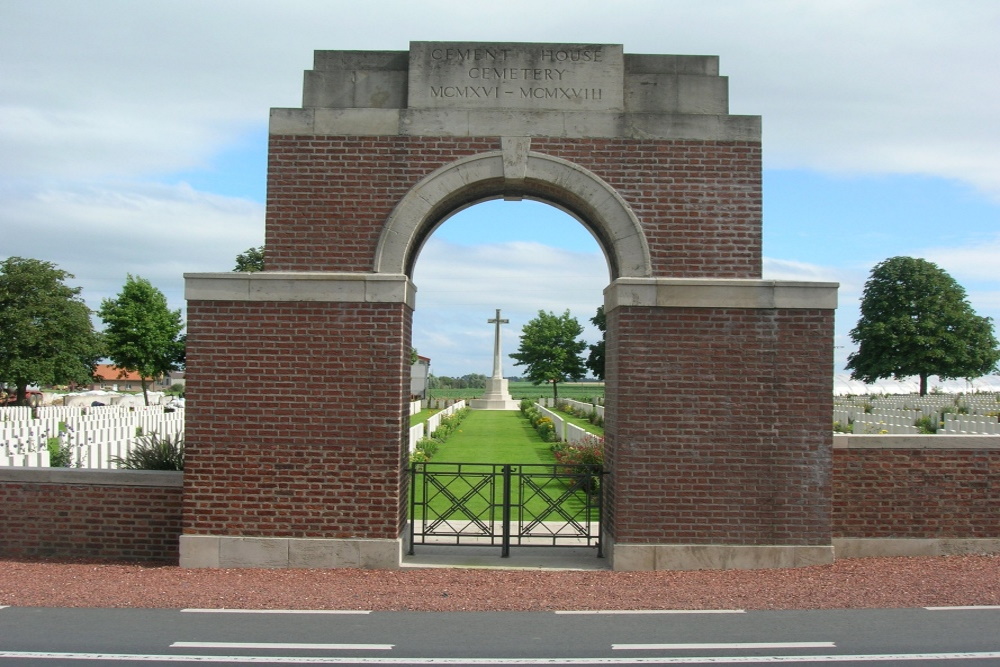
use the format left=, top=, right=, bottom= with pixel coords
left=603, top=278, right=837, bottom=570
left=180, top=273, right=414, bottom=568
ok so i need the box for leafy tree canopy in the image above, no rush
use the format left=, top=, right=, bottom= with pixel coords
left=234, top=245, right=265, bottom=272
left=847, top=256, right=1000, bottom=396
left=510, top=309, right=588, bottom=399
left=0, top=257, right=104, bottom=404
left=98, top=275, right=185, bottom=405
left=586, top=305, right=606, bottom=381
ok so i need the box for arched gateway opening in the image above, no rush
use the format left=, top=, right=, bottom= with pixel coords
left=182, top=42, right=838, bottom=571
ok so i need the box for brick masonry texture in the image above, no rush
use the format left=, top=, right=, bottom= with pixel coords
left=182, top=301, right=411, bottom=540
left=604, top=306, right=834, bottom=546
left=180, top=129, right=820, bottom=558
left=264, top=136, right=762, bottom=278
left=4, top=447, right=994, bottom=563
left=0, top=480, right=182, bottom=561
left=832, top=449, right=1000, bottom=538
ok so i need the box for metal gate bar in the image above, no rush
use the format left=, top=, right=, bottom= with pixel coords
left=409, top=461, right=604, bottom=558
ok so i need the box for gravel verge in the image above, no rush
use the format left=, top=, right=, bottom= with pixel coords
left=1, top=555, right=998, bottom=611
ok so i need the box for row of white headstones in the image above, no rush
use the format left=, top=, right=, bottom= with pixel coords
left=1, top=404, right=184, bottom=468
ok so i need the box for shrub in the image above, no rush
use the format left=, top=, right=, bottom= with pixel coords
left=414, top=408, right=469, bottom=463
left=553, top=435, right=604, bottom=494
left=832, top=421, right=851, bottom=433
left=47, top=436, right=75, bottom=467
left=111, top=433, right=184, bottom=470
left=414, top=437, right=439, bottom=460
left=914, top=415, right=939, bottom=434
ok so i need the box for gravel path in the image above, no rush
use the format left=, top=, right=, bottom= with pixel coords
left=2, top=555, right=998, bottom=611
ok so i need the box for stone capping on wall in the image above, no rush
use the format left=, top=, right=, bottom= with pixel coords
left=0, top=467, right=183, bottom=487
left=604, top=278, right=839, bottom=311
left=833, top=434, right=1000, bottom=449
left=184, top=272, right=416, bottom=308
left=373, top=147, right=651, bottom=280
left=269, top=107, right=761, bottom=142
left=286, top=44, right=758, bottom=140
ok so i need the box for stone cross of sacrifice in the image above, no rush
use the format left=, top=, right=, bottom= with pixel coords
left=488, top=309, right=509, bottom=379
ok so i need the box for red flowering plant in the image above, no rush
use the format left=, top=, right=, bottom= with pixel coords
left=552, top=435, right=604, bottom=494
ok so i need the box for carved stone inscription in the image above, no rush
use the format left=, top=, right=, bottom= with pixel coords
left=409, top=42, right=624, bottom=112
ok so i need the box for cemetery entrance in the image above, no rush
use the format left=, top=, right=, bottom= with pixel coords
left=408, top=462, right=605, bottom=558
left=182, top=42, right=839, bottom=571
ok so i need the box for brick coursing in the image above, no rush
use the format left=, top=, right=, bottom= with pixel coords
left=832, top=449, right=1000, bottom=538
left=604, top=306, right=833, bottom=545
left=182, top=301, right=411, bottom=539
left=264, top=136, right=761, bottom=278
left=0, top=480, right=181, bottom=561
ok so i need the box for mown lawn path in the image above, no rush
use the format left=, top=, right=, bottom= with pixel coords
left=433, top=410, right=553, bottom=464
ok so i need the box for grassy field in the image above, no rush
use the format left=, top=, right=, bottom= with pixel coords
left=430, top=410, right=553, bottom=464
left=410, top=410, right=598, bottom=522
left=409, top=409, right=439, bottom=427
left=427, top=381, right=604, bottom=402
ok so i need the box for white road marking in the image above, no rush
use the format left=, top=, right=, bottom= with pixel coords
left=4, top=651, right=1000, bottom=663
left=181, top=609, right=371, bottom=614
left=555, top=609, right=746, bottom=614
left=613, top=642, right=836, bottom=650
left=924, top=605, right=1000, bottom=611
left=172, top=642, right=393, bottom=650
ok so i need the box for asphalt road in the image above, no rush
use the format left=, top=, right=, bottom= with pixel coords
left=1, top=605, right=999, bottom=665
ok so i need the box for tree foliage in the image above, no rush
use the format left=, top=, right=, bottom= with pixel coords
left=98, top=275, right=185, bottom=406
left=234, top=245, right=265, bottom=272
left=586, top=305, right=606, bottom=381
left=0, top=257, right=104, bottom=404
left=509, top=309, right=587, bottom=399
left=428, top=373, right=488, bottom=390
left=847, top=256, right=1000, bottom=396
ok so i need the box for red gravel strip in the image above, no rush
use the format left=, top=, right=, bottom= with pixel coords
left=1, top=556, right=998, bottom=611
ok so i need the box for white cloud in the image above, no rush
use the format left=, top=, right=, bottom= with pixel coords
left=919, top=234, right=1000, bottom=284
left=3, top=1, right=1000, bottom=195
left=2, top=182, right=264, bottom=313
left=413, top=238, right=607, bottom=376
left=2, top=0, right=999, bottom=377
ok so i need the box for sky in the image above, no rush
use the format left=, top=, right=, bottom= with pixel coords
left=3, top=0, right=1000, bottom=392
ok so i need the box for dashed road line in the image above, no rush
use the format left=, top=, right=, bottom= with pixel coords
left=172, top=642, right=393, bottom=650
left=613, top=642, right=836, bottom=650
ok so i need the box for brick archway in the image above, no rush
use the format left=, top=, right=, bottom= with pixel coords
left=373, top=143, right=651, bottom=280
left=183, top=42, right=838, bottom=571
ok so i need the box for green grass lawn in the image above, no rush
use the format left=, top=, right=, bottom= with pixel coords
left=549, top=406, right=605, bottom=437
left=431, top=410, right=553, bottom=463
left=409, top=409, right=440, bottom=428
left=410, top=410, right=599, bottom=522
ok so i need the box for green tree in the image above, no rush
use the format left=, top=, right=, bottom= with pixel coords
left=98, top=275, right=185, bottom=406
left=847, top=256, right=1000, bottom=396
left=234, top=245, right=265, bottom=272
left=585, top=305, right=606, bottom=380
left=0, top=257, right=104, bottom=404
left=510, top=309, right=588, bottom=400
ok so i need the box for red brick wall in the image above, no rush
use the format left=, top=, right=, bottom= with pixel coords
left=604, top=306, right=833, bottom=545
left=182, top=300, right=411, bottom=540
left=0, top=473, right=181, bottom=562
left=832, top=449, right=1000, bottom=538
left=264, top=136, right=762, bottom=279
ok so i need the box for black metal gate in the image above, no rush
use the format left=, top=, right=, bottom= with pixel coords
left=408, top=462, right=604, bottom=558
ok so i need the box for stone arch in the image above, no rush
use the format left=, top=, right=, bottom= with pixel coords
left=373, top=139, right=651, bottom=280
left=182, top=42, right=840, bottom=573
